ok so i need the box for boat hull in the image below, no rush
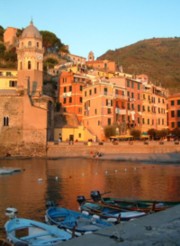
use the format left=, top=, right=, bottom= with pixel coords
left=5, top=218, right=71, bottom=245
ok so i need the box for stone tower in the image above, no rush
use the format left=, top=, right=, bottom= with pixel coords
left=88, top=51, right=95, bottom=61
left=16, top=21, right=44, bottom=97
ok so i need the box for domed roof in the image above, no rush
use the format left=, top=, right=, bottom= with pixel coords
left=21, top=21, right=42, bottom=39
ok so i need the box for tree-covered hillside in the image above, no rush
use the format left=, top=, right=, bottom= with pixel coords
left=98, top=38, right=180, bottom=93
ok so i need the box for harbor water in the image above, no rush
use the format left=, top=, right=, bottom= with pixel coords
left=0, top=158, right=180, bottom=238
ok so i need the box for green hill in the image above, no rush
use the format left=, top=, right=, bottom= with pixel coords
left=98, top=38, right=180, bottom=93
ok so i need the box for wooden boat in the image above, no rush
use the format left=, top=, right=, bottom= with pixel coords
left=45, top=202, right=112, bottom=237
left=5, top=207, right=71, bottom=245
left=77, top=196, right=146, bottom=222
left=90, top=190, right=180, bottom=213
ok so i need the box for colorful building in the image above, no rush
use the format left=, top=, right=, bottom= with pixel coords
left=168, top=93, right=180, bottom=130
left=0, top=68, right=17, bottom=90
left=59, top=71, right=91, bottom=122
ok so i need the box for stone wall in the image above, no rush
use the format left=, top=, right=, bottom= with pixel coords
left=47, top=141, right=180, bottom=160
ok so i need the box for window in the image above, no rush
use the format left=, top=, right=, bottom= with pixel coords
left=3, top=117, right=9, bottom=126
left=104, top=88, right=108, bottom=95
left=94, top=88, right=97, bottom=94
left=171, top=111, right=175, bottom=117
left=138, top=83, right=141, bottom=90
left=69, top=97, right=72, bottom=103
left=177, top=110, right=180, bottom=117
left=89, top=90, right=92, bottom=96
left=171, top=122, right=175, bottom=128
left=138, top=105, right=141, bottom=112
left=108, top=118, right=111, bottom=125
left=178, top=100, right=180, bottom=105
left=84, top=91, right=87, bottom=97
left=9, top=80, right=17, bottom=87
left=95, top=109, right=97, bottom=114
left=80, top=85, right=83, bottom=91
left=28, top=41, right=32, bottom=47
left=6, top=72, right=12, bottom=76
left=127, top=80, right=130, bottom=87
left=37, top=62, right=39, bottom=70
left=37, top=42, right=39, bottom=47
left=28, top=61, right=31, bottom=70
left=79, top=97, right=82, bottom=103
left=69, top=86, right=72, bottom=91
left=107, top=108, right=111, bottom=114
left=63, top=98, right=66, bottom=103
left=64, top=87, right=67, bottom=93
left=98, top=120, right=101, bottom=126
left=178, top=122, right=180, bottom=127
left=171, top=100, right=174, bottom=106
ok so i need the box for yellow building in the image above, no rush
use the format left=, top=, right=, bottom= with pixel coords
left=0, top=68, right=17, bottom=90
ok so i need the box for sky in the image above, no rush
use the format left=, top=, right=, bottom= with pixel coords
left=1, top=0, right=180, bottom=58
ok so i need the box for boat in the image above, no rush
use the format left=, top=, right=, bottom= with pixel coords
left=77, top=195, right=146, bottom=222
left=90, top=190, right=180, bottom=213
left=0, top=168, right=23, bottom=175
left=4, top=207, right=71, bottom=245
left=45, top=202, right=113, bottom=237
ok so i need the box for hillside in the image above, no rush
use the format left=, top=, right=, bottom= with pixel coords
left=98, top=38, right=180, bottom=93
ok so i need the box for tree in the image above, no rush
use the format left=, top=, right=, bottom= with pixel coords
left=104, top=125, right=116, bottom=138
left=0, top=25, right=4, bottom=42
left=40, top=31, right=67, bottom=53
left=130, top=129, right=141, bottom=139
left=171, top=128, right=180, bottom=138
left=0, top=43, right=5, bottom=56
left=147, top=128, right=157, bottom=140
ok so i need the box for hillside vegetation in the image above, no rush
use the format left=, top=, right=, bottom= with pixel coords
left=98, top=38, right=180, bottom=93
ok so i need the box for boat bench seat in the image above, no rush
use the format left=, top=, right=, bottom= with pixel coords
left=20, top=232, right=50, bottom=240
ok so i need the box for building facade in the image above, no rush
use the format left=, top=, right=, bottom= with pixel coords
left=0, top=21, right=54, bottom=157
left=168, top=94, right=180, bottom=130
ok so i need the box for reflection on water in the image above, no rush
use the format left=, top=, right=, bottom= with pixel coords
left=0, top=158, right=180, bottom=236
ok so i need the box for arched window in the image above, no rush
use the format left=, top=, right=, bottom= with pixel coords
left=28, top=61, right=31, bottom=70
left=3, top=117, right=9, bottom=126
left=28, top=41, right=32, bottom=47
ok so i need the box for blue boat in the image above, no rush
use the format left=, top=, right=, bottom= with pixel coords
left=5, top=207, right=71, bottom=245
left=77, top=196, right=146, bottom=222
left=45, top=203, right=112, bottom=237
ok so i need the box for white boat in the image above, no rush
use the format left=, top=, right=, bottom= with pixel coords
left=4, top=207, right=71, bottom=245
left=0, top=168, right=23, bottom=175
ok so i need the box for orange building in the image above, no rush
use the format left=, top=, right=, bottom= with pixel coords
left=126, top=78, right=143, bottom=130
left=141, top=83, right=168, bottom=132
left=59, top=71, right=91, bottom=122
left=86, top=59, right=116, bottom=73
left=168, top=93, right=180, bottom=130
left=83, top=79, right=117, bottom=141
left=3, top=27, right=18, bottom=48
left=109, top=77, right=128, bottom=134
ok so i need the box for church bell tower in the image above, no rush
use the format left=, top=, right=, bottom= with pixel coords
left=17, top=21, right=44, bottom=97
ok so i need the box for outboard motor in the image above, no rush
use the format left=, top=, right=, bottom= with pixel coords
left=77, top=195, right=86, bottom=205
left=46, top=200, right=56, bottom=209
left=5, top=207, right=18, bottom=219
left=90, top=190, right=101, bottom=202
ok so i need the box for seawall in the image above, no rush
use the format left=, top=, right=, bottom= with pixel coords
left=47, top=141, right=180, bottom=163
